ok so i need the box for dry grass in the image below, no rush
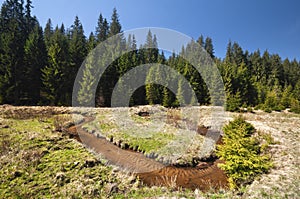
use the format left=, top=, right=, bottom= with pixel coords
left=1, top=105, right=299, bottom=198
left=229, top=111, right=300, bottom=198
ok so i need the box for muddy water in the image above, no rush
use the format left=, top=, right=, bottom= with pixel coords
left=67, top=117, right=228, bottom=191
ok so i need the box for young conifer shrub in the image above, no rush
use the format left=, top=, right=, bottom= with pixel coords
left=216, top=116, right=272, bottom=189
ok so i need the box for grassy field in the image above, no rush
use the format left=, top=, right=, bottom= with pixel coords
left=0, top=105, right=299, bottom=198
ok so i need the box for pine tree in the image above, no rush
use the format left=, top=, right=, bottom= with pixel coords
left=87, top=32, right=97, bottom=52
left=232, top=42, right=246, bottom=66
left=225, top=40, right=233, bottom=63
left=269, top=54, right=284, bottom=88
left=293, top=80, right=300, bottom=101
left=95, top=13, right=109, bottom=42
left=176, top=77, right=188, bottom=106
left=24, top=0, right=35, bottom=34
left=77, top=50, right=99, bottom=106
left=23, top=24, right=47, bottom=104
left=44, top=18, right=53, bottom=48
left=0, top=0, right=27, bottom=104
left=42, top=26, right=70, bottom=105
left=197, top=35, right=204, bottom=47
left=216, top=117, right=272, bottom=189
left=145, top=71, right=159, bottom=105
left=236, top=62, right=257, bottom=106
left=261, top=50, right=271, bottom=86
left=144, top=31, right=162, bottom=105
left=204, top=37, right=214, bottom=58
left=249, top=50, right=263, bottom=86
left=67, top=16, right=87, bottom=105
left=281, top=85, right=293, bottom=108
left=108, top=8, right=121, bottom=37
left=96, top=8, right=123, bottom=107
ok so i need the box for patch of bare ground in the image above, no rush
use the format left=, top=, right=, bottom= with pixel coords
left=0, top=105, right=72, bottom=119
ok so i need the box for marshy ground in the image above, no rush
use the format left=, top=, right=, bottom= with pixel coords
left=0, top=105, right=299, bottom=198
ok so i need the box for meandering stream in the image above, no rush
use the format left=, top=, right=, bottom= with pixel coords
left=67, top=117, right=228, bottom=191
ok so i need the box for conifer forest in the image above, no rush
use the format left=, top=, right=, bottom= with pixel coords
left=0, top=0, right=300, bottom=112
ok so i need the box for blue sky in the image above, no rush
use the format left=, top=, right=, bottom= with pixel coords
left=1, top=0, right=300, bottom=60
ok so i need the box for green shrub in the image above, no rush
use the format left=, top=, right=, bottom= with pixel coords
left=263, top=107, right=272, bottom=113
left=246, top=107, right=254, bottom=113
left=216, top=116, right=272, bottom=189
left=263, top=90, right=285, bottom=112
left=226, top=92, right=242, bottom=112
left=290, top=98, right=300, bottom=114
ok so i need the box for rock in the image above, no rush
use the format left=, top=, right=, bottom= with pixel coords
left=104, top=183, right=118, bottom=195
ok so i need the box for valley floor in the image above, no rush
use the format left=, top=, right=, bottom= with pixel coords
left=0, top=105, right=299, bottom=198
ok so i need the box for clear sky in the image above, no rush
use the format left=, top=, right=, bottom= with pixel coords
left=1, top=0, right=300, bottom=60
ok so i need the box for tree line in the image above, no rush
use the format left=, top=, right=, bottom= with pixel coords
left=0, top=0, right=299, bottom=113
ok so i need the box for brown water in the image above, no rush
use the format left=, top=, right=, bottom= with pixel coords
left=67, top=117, right=228, bottom=191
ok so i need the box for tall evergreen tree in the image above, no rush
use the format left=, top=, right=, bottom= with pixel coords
left=23, top=23, right=46, bottom=104
left=204, top=37, right=214, bottom=58
left=0, top=0, right=26, bottom=104
left=108, top=8, right=121, bottom=37
left=197, top=35, right=204, bottom=47
left=44, top=18, right=53, bottom=48
left=42, top=26, right=70, bottom=105
left=95, top=13, right=109, bottom=42
left=261, top=50, right=271, bottom=86
left=225, top=40, right=233, bottom=63
left=87, top=32, right=97, bottom=52
left=96, top=8, right=123, bottom=107
left=231, top=42, right=246, bottom=66
left=67, top=16, right=87, bottom=104
left=269, top=54, right=284, bottom=88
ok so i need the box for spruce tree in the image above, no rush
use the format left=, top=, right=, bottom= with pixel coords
left=95, top=13, right=109, bottom=42
left=231, top=42, right=246, bottom=67
left=42, top=26, right=70, bottom=105
left=204, top=37, right=214, bottom=58
left=68, top=16, right=87, bottom=104
left=44, top=18, right=53, bottom=48
left=96, top=8, right=123, bottom=107
left=108, top=8, right=121, bottom=37
left=87, top=32, right=97, bottom=52
left=23, top=24, right=47, bottom=104
left=197, top=35, right=204, bottom=47
left=216, top=117, right=272, bottom=189
left=0, top=0, right=26, bottom=104
left=269, top=54, right=284, bottom=88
